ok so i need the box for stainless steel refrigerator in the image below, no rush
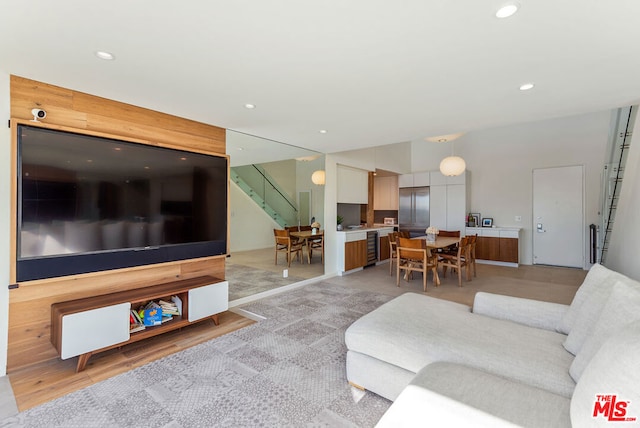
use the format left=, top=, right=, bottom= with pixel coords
left=399, top=187, right=430, bottom=235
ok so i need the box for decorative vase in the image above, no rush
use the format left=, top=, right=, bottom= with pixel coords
left=337, top=224, right=343, bottom=231
left=426, top=233, right=436, bottom=242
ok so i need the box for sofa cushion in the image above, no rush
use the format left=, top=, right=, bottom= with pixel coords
left=345, top=293, right=575, bottom=397
left=558, top=264, right=613, bottom=334
left=406, top=362, right=571, bottom=428
left=571, top=321, right=640, bottom=427
left=569, top=281, right=640, bottom=382
left=562, top=265, right=639, bottom=355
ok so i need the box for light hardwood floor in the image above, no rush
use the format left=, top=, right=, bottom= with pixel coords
left=4, top=259, right=585, bottom=414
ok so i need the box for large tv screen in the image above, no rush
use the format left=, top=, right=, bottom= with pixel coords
left=17, top=124, right=228, bottom=282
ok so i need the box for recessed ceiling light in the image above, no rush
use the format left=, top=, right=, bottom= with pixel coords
left=244, top=104, right=256, bottom=109
left=237, top=147, right=244, bottom=151
left=95, top=51, right=115, bottom=60
left=496, top=3, right=519, bottom=18
left=519, top=82, right=535, bottom=91
left=319, top=130, right=328, bottom=134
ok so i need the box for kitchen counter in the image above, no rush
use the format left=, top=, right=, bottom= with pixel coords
left=337, top=226, right=395, bottom=234
left=336, top=226, right=395, bottom=276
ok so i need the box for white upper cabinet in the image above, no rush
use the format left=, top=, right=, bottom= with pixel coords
left=398, top=174, right=414, bottom=188
left=399, top=172, right=430, bottom=187
left=337, top=165, right=369, bottom=204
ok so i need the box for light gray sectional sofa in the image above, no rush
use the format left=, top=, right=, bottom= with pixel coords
left=345, top=264, right=640, bottom=427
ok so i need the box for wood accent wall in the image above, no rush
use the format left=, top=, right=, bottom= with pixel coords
left=8, top=76, right=228, bottom=372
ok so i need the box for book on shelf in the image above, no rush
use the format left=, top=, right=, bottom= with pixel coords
left=129, top=309, right=145, bottom=333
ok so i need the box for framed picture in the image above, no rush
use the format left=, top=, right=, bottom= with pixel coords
left=468, top=213, right=480, bottom=227
left=482, top=217, right=493, bottom=227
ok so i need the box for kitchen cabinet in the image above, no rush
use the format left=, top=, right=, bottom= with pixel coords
left=428, top=171, right=467, bottom=232
left=398, top=172, right=430, bottom=188
left=466, top=227, right=520, bottom=266
left=345, top=240, right=367, bottom=271
left=373, top=175, right=399, bottom=210
left=377, top=227, right=394, bottom=261
left=337, top=165, right=369, bottom=204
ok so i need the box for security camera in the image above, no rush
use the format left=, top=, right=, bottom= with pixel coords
left=31, top=108, right=46, bottom=122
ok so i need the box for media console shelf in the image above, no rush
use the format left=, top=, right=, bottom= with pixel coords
left=51, top=275, right=228, bottom=372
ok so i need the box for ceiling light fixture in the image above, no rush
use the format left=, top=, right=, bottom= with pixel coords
left=496, top=3, right=519, bottom=18
left=519, top=82, right=535, bottom=91
left=428, top=133, right=466, bottom=177
left=244, top=104, right=256, bottom=109
left=95, top=51, right=115, bottom=60
left=319, top=130, right=327, bottom=134
left=311, top=170, right=326, bottom=185
left=424, top=133, right=465, bottom=143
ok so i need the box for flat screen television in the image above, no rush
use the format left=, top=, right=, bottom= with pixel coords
left=16, top=124, right=228, bottom=282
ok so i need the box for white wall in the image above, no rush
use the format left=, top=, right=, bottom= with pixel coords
left=0, top=71, right=10, bottom=375
left=295, top=156, right=325, bottom=226
left=410, top=111, right=612, bottom=266
left=229, top=182, right=281, bottom=252
left=262, top=159, right=297, bottom=201
left=604, top=115, right=640, bottom=281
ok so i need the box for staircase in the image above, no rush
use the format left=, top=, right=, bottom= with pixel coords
left=599, top=105, right=637, bottom=263
left=231, top=164, right=298, bottom=228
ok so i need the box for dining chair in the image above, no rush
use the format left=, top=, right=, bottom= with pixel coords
left=285, top=225, right=304, bottom=246
left=437, top=230, right=461, bottom=255
left=388, top=232, right=399, bottom=276
left=396, top=237, right=440, bottom=292
left=438, top=236, right=471, bottom=287
left=308, top=234, right=324, bottom=264
left=274, top=229, right=303, bottom=267
left=468, top=233, right=478, bottom=277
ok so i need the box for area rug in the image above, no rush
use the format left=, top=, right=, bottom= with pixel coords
left=1, top=281, right=394, bottom=427
left=226, top=262, right=306, bottom=301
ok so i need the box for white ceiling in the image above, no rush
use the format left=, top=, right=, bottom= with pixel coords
left=2, top=1, right=640, bottom=156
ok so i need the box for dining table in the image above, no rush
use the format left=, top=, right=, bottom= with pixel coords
left=290, top=229, right=324, bottom=264
left=400, top=235, right=460, bottom=281
left=413, top=236, right=460, bottom=249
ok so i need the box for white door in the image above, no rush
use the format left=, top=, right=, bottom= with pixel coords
left=533, top=166, right=584, bottom=268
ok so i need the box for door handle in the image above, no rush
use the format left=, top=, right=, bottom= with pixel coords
left=537, top=223, right=546, bottom=233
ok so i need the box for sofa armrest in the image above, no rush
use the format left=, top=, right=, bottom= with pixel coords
left=472, top=292, right=568, bottom=332
left=376, top=384, right=519, bottom=428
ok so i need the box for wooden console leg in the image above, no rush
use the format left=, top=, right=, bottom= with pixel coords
left=211, top=314, right=220, bottom=325
left=76, top=352, right=92, bottom=372
left=349, top=381, right=365, bottom=391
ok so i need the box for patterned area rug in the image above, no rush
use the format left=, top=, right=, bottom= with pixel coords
left=1, top=282, right=393, bottom=427
left=226, top=262, right=306, bottom=301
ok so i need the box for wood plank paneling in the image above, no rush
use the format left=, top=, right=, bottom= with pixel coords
left=8, top=76, right=228, bottom=372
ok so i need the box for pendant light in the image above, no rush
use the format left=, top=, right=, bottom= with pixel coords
left=311, top=170, right=326, bottom=185
left=425, top=133, right=466, bottom=177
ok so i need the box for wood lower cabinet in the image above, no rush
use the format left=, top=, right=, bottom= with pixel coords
left=499, top=238, right=519, bottom=263
left=344, top=240, right=367, bottom=271
left=51, top=276, right=228, bottom=371
left=379, top=235, right=391, bottom=261
left=467, top=227, right=520, bottom=265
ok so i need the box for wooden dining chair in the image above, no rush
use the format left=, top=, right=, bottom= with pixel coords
left=388, top=232, right=399, bottom=276
left=437, top=230, right=461, bottom=255
left=309, top=234, right=324, bottom=264
left=438, top=236, right=471, bottom=287
left=396, top=237, right=440, bottom=291
left=274, top=229, right=303, bottom=267
left=468, top=233, right=478, bottom=277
